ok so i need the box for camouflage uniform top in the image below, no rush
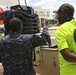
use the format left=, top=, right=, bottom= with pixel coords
left=0, top=32, right=48, bottom=75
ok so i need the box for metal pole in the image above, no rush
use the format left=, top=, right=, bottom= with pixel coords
left=18, top=0, right=27, bottom=6
left=25, top=0, right=27, bottom=6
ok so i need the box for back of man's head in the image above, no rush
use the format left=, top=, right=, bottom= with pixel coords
left=9, top=18, right=23, bottom=33
left=58, top=3, right=74, bottom=17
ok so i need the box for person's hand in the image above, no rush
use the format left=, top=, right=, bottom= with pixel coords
left=40, top=31, right=51, bottom=47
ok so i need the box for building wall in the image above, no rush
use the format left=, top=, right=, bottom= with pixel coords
left=33, top=7, right=50, bottom=27
left=33, top=7, right=50, bottom=19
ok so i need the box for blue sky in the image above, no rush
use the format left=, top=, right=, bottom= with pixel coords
left=26, top=0, right=76, bottom=19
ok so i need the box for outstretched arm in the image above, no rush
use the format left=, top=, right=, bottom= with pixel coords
left=31, top=31, right=51, bottom=48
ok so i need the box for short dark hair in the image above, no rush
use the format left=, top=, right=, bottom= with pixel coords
left=9, top=18, right=23, bottom=32
left=58, top=3, right=74, bottom=17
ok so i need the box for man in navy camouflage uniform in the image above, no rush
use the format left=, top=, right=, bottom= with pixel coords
left=0, top=18, right=50, bottom=75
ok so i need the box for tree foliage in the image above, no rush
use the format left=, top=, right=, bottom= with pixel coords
left=48, top=19, right=57, bottom=24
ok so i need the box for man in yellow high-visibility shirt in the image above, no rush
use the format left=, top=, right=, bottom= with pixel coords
left=55, top=3, right=76, bottom=75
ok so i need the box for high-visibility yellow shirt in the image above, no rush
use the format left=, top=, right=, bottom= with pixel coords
left=55, top=19, right=76, bottom=75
